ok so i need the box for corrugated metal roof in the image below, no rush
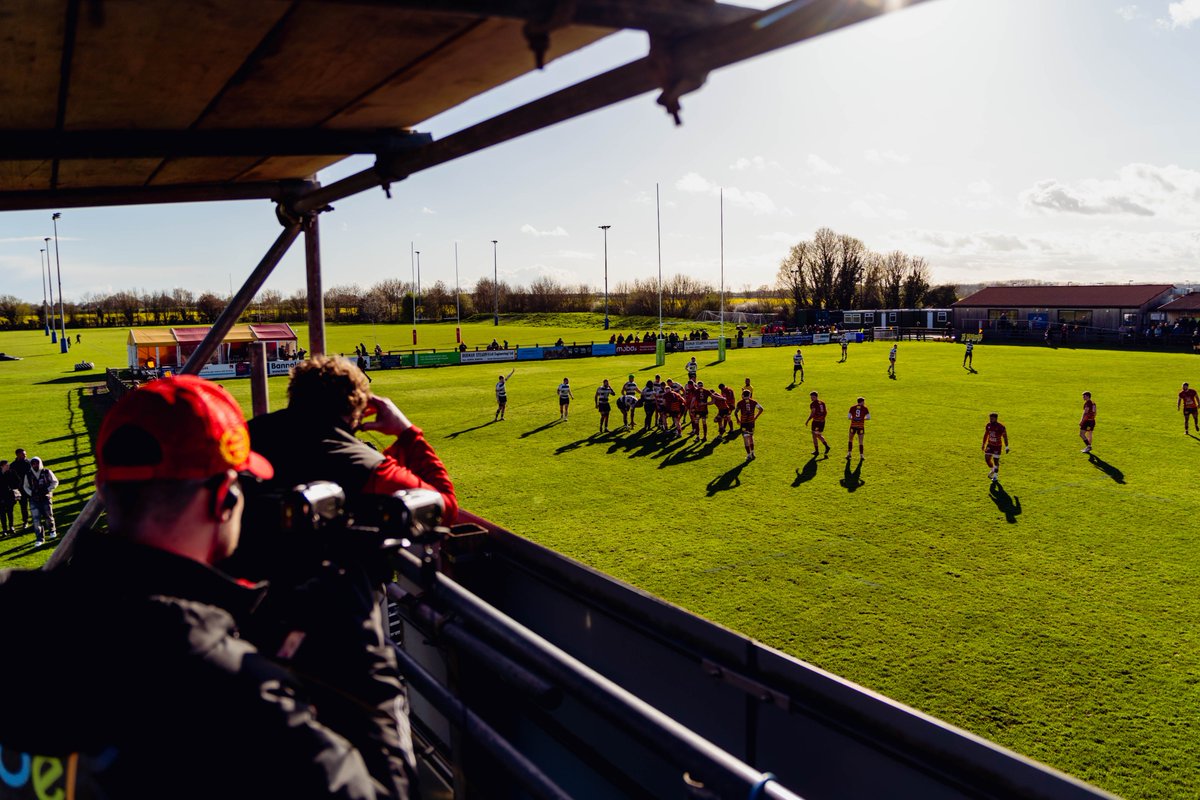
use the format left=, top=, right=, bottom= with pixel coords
left=954, top=285, right=1174, bottom=308
left=1159, top=293, right=1200, bottom=312
left=127, top=329, right=177, bottom=345
left=249, top=323, right=298, bottom=341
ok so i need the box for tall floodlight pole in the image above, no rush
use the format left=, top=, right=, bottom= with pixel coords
left=454, top=242, right=461, bottom=335
left=491, top=240, right=499, bottom=326
left=52, top=213, right=67, bottom=352
left=44, top=236, right=56, bottom=344
left=39, top=247, right=49, bottom=335
left=656, top=183, right=662, bottom=338
left=415, top=250, right=421, bottom=323
left=410, top=241, right=417, bottom=344
left=599, top=225, right=611, bottom=330
left=719, top=188, right=725, bottom=343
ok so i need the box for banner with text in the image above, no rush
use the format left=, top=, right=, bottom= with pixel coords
left=460, top=350, right=517, bottom=364
left=683, top=339, right=720, bottom=351
left=616, top=342, right=657, bottom=355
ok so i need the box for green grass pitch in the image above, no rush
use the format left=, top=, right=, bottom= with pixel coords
left=2, top=320, right=1197, bottom=799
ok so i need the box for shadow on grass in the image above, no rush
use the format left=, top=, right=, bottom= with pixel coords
left=706, top=461, right=746, bottom=496
left=1187, top=433, right=1200, bottom=445
left=555, top=430, right=618, bottom=455
left=964, top=365, right=978, bottom=374
left=990, top=481, right=1022, bottom=523
left=786, top=382, right=802, bottom=392
left=37, top=373, right=107, bottom=385
left=1087, top=453, right=1125, bottom=484
left=840, top=458, right=864, bottom=492
left=658, top=437, right=718, bottom=468
left=792, top=456, right=818, bottom=486
left=519, top=419, right=565, bottom=439
left=445, top=420, right=497, bottom=439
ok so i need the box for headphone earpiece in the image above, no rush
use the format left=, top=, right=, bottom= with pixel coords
left=207, top=475, right=242, bottom=520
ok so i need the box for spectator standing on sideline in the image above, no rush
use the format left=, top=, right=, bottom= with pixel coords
left=0, top=376, right=415, bottom=799
left=23, top=456, right=58, bottom=546
left=356, top=353, right=372, bottom=383
left=495, top=368, right=514, bottom=421
left=11, top=448, right=32, bottom=530
left=0, top=460, right=17, bottom=536
left=1079, top=392, right=1096, bottom=453
left=557, top=377, right=575, bottom=420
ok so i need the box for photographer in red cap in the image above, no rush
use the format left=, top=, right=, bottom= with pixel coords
left=0, top=376, right=411, bottom=799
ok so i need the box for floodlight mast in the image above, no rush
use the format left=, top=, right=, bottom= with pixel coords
left=491, top=240, right=499, bottom=326
left=44, top=236, right=55, bottom=343
left=52, top=212, right=66, bottom=353
left=599, top=225, right=611, bottom=330
left=39, top=247, right=49, bottom=335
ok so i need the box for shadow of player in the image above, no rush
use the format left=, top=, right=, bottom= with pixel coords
left=839, top=458, right=864, bottom=492
left=659, top=437, right=718, bottom=468
left=963, top=365, right=978, bottom=374
left=1187, top=433, right=1200, bottom=445
left=792, top=456, right=818, bottom=487
left=519, top=418, right=565, bottom=439
left=1087, top=453, right=1125, bottom=484
left=706, top=462, right=746, bottom=496
left=989, top=481, right=1022, bottom=523
left=445, top=420, right=497, bottom=439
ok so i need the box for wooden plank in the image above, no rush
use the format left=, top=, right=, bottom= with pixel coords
left=329, top=18, right=611, bottom=130
left=64, top=0, right=290, bottom=129
left=150, top=156, right=276, bottom=186
left=0, top=0, right=66, bottom=129
left=197, top=5, right=471, bottom=129
left=0, top=160, right=52, bottom=192
left=237, top=156, right=341, bottom=183
left=56, top=158, right=161, bottom=189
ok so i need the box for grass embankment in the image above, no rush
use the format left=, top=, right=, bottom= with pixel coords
left=1, top=320, right=1197, bottom=798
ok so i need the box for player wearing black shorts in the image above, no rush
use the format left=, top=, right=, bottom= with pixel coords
left=805, top=390, right=830, bottom=456
left=595, top=379, right=617, bottom=432
left=736, top=391, right=763, bottom=462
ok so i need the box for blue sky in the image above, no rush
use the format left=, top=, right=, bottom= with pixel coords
left=2, top=0, right=1199, bottom=304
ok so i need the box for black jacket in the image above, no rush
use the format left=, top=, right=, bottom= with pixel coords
left=0, top=534, right=402, bottom=799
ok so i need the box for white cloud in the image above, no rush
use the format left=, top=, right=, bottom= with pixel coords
left=849, top=194, right=908, bottom=220
left=520, top=223, right=569, bottom=237
left=1162, top=0, right=1200, bottom=27
left=1115, top=4, right=1140, bottom=20
left=729, top=155, right=779, bottom=171
left=967, top=180, right=993, bottom=194
left=421, top=207, right=436, bottom=215
left=1020, top=163, right=1200, bottom=222
left=806, top=154, right=842, bottom=175
left=675, top=172, right=777, bottom=214
left=864, top=148, right=911, bottom=165
left=501, top=263, right=582, bottom=285
left=555, top=249, right=595, bottom=260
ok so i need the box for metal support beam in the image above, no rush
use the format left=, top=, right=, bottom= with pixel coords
left=0, top=180, right=315, bottom=213
left=46, top=220, right=303, bottom=569
left=249, top=342, right=270, bottom=417
left=0, top=129, right=430, bottom=160
left=304, top=213, right=327, bottom=357
left=292, top=0, right=931, bottom=214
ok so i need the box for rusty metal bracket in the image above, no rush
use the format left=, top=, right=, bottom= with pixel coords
left=649, top=33, right=711, bottom=126
left=523, top=0, right=577, bottom=69
left=701, top=659, right=791, bottom=710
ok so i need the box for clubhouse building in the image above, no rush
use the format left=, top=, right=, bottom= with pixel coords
left=951, top=284, right=1176, bottom=332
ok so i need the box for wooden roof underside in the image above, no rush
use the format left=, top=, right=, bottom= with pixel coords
left=0, top=0, right=928, bottom=212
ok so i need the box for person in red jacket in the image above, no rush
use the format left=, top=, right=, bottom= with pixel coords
left=248, top=356, right=457, bottom=525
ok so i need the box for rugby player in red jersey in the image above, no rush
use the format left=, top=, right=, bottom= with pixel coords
left=981, top=412, right=1010, bottom=482
left=805, top=390, right=830, bottom=457
left=846, top=397, right=870, bottom=460
left=663, top=382, right=685, bottom=439
left=1079, top=391, right=1096, bottom=453
left=712, top=383, right=732, bottom=435
left=1179, top=382, right=1199, bottom=433
left=693, top=381, right=713, bottom=442
left=684, top=380, right=700, bottom=438
left=736, top=390, right=764, bottom=462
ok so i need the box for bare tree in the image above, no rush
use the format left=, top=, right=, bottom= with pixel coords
left=901, top=256, right=931, bottom=308
left=858, top=253, right=885, bottom=309
left=776, top=241, right=813, bottom=316
left=880, top=251, right=906, bottom=309
left=324, top=284, right=361, bottom=322
left=423, top=280, right=452, bottom=320
left=195, top=292, right=225, bottom=323
left=833, top=233, right=867, bottom=310
left=472, top=277, right=510, bottom=317
left=527, top=276, right=566, bottom=312
left=925, top=283, right=959, bottom=307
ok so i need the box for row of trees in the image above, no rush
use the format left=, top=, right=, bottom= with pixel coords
left=776, top=227, right=957, bottom=314
left=0, top=230, right=961, bottom=329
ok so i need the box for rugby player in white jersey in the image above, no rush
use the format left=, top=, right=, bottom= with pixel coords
left=557, top=378, right=574, bottom=420
left=494, top=368, right=515, bottom=421
left=792, top=348, right=804, bottom=384
left=618, top=373, right=641, bottom=430
left=595, top=379, right=618, bottom=432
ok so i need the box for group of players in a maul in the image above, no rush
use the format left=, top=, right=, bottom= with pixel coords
left=490, top=340, right=1200, bottom=480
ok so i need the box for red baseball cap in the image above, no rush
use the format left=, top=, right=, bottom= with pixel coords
left=96, top=375, right=273, bottom=483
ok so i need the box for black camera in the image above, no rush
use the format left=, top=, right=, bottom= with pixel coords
left=225, top=480, right=445, bottom=583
